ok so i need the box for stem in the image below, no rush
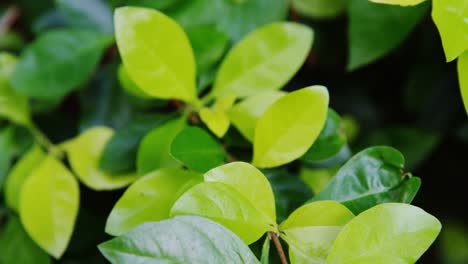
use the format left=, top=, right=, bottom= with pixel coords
left=28, top=124, right=65, bottom=159
left=269, top=232, right=288, bottom=264
left=0, top=5, right=20, bottom=37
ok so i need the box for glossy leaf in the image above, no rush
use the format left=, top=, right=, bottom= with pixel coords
left=0, top=216, right=50, bottom=264
left=204, top=162, right=276, bottom=222
left=291, top=0, right=349, bottom=19
left=279, top=201, right=354, bottom=263
left=65, top=127, right=138, bottom=191
left=253, top=86, right=329, bottom=168
left=4, top=144, right=45, bottom=211
left=170, top=126, right=225, bottom=172
left=211, top=22, right=313, bottom=98
left=99, top=216, right=259, bottom=263
left=458, top=51, right=468, bottom=114
left=105, top=168, right=202, bottom=236
left=301, top=109, right=347, bottom=162
left=11, top=29, right=111, bottom=100
left=57, top=0, right=113, bottom=33
left=200, top=95, right=236, bottom=138
left=229, top=91, right=285, bottom=142
left=137, top=117, right=186, bottom=175
left=0, top=53, right=30, bottom=126
left=114, top=7, right=196, bottom=102
left=309, top=146, right=420, bottom=214
left=370, top=0, right=425, bottom=6
left=171, top=182, right=274, bottom=244
left=99, top=113, right=175, bottom=173
left=432, top=0, right=468, bottom=62
left=19, top=155, right=80, bottom=258
left=326, top=203, right=441, bottom=263
left=348, top=0, right=428, bottom=70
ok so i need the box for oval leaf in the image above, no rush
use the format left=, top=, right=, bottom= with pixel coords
left=170, top=126, right=225, bottom=172
left=309, top=146, right=420, bottom=214
left=279, top=201, right=354, bottom=264
left=199, top=95, right=236, bottom=138
left=65, top=126, right=138, bottom=190
left=105, top=168, right=202, bottom=236
left=253, top=86, right=329, bottom=168
left=114, top=7, right=196, bottom=101
left=4, top=144, right=45, bottom=211
left=370, top=0, right=425, bottom=6
left=19, top=155, right=80, bottom=258
left=229, top=91, right=285, bottom=142
left=211, top=22, right=313, bottom=98
left=11, top=29, right=111, bottom=100
left=99, top=216, right=259, bottom=263
left=204, top=162, right=276, bottom=223
left=326, top=203, right=441, bottom=263
left=171, top=182, right=274, bottom=244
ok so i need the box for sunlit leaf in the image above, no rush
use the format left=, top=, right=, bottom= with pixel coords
left=326, top=203, right=441, bottom=263
left=19, top=155, right=79, bottom=258
left=370, top=0, right=425, bottom=6
left=200, top=95, right=236, bottom=138
left=253, top=86, right=329, bottom=168
left=458, top=51, right=468, bottom=114
left=105, top=168, right=202, bottom=236
left=117, top=63, right=150, bottom=98
left=114, top=7, right=197, bottom=101
left=99, top=216, right=259, bottom=263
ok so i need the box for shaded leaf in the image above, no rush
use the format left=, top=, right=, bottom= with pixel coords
left=291, top=0, right=349, bottom=19
left=57, top=0, right=113, bottom=34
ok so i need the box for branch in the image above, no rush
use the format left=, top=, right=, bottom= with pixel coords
left=0, top=5, right=20, bottom=37
left=269, top=232, right=288, bottom=264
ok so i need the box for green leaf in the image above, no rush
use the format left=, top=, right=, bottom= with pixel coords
left=301, top=109, right=347, bottom=163
left=99, top=216, right=259, bottom=263
left=253, top=86, right=329, bottom=168
left=19, top=155, right=80, bottom=258
left=300, top=166, right=339, bottom=194
left=432, top=0, right=468, bottom=62
left=99, top=113, right=175, bottom=173
left=65, top=126, right=138, bottom=191
left=291, top=0, right=349, bottom=19
left=10, top=29, right=112, bottom=100
left=309, top=146, right=421, bottom=214
left=117, top=63, right=150, bottom=98
left=440, top=222, right=468, bottom=264
left=170, top=0, right=288, bottom=41
left=370, top=0, right=425, bottom=6
left=0, top=53, right=30, bottom=126
left=279, top=201, right=354, bottom=263
left=57, top=0, right=113, bottom=34
left=204, top=162, right=277, bottom=223
left=170, top=126, right=225, bottom=172
left=114, top=7, right=197, bottom=102
left=199, top=95, right=236, bottom=138
left=171, top=182, right=274, bottom=244
left=105, top=168, right=202, bottom=236
left=137, top=117, right=186, bottom=175
left=4, top=144, right=45, bottom=211
left=458, top=51, right=468, bottom=114
left=0, top=216, right=50, bottom=264
left=211, top=22, right=312, bottom=98
left=261, top=236, right=270, bottom=264
left=348, top=0, right=428, bottom=70
left=229, top=91, right=285, bottom=142
left=326, top=203, right=441, bottom=263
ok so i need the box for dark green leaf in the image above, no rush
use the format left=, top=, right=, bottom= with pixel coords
left=309, top=146, right=420, bottom=214
left=0, top=127, right=16, bottom=190
left=0, top=216, right=50, bottom=264
left=99, top=113, right=176, bottom=173
left=11, top=29, right=112, bottom=100
left=99, top=216, right=259, bottom=263
left=170, top=126, right=225, bottom=172
left=348, top=0, right=428, bottom=70
left=32, top=10, right=67, bottom=34
left=57, top=0, right=113, bottom=34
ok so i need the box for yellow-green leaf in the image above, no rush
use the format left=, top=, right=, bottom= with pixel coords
left=369, top=0, right=425, bottom=6
left=4, top=144, right=45, bottom=211
left=171, top=182, right=274, bottom=244
left=279, top=201, right=354, bottom=264
left=211, top=22, right=313, bottom=98
left=199, top=95, right=236, bottom=137
left=105, top=168, right=202, bottom=236
left=114, top=7, right=196, bottom=101
left=204, top=162, right=276, bottom=223
left=458, top=51, right=468, bottom=114
left=65, top=126, right=138, bottom=191
left=432, top=0, right=468, bottom=62
left=19, top=156, right=79, bottom=258
left=253, top=86, right=329, bottom=168
left=117, top=63, right=151, bottom=98
left=326, top=203, right=441, bottom=263
left=229, top=91, right=285, bottom=142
